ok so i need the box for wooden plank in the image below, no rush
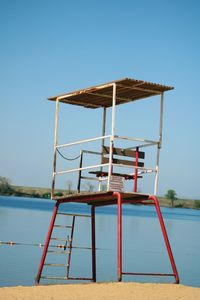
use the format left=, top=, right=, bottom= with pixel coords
left=102, top=146, right=145, bottom=159
left=102, top=157, right=144, bottom=167
left=89, top=171, right=142, bottom=179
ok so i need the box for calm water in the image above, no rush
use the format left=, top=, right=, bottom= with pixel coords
left=0, top=196, right=200, bottom=287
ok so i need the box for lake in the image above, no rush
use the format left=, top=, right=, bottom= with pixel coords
left=0, top=196, right=200, bottom=287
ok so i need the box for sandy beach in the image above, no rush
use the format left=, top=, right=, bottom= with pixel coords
left=0, top=282, right=200, bottom=300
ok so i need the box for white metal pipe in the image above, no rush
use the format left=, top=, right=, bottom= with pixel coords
left=114, top=135, right=158, bottom=145
left=108, top=83, right=116, bottom=190
left=126, top=142, right=159, bottom=150
left=159, top=92, right=164, bottom=147
left=111, top=83, right=117, bottom=140
left=54, top=163, right=110, bottom=176
left=51, top=98, right=60, bottom=198
left=56, top=135, right=111, bottom=149
left=111, top=163, right=156, bottom=172
left=154, top=143, right=161, bottom=195
left=54, top=163, right=155, bottom=177
left=101, top=108, right=107, bottom=153
left=154, top=93, right=164, bottom=195
left=99, top=107, right=107, bottom=191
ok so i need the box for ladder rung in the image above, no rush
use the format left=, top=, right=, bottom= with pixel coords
left=41, top=276, right=92, bottom=280
left=51, top=237, right=68, bottom=241
left=47, top=250, right=70, bottom=254
left=57, top=212, right=91, bottom=218
left=41, top=276, right=69, bottom=280
left=54, top=225, right=72, bottom=228
left=44, top=263, right=68, bottom=267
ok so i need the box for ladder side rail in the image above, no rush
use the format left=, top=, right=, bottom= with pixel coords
left=35, top=202, right=59, bottom=284
left=66, top=216, right=76, bottom=278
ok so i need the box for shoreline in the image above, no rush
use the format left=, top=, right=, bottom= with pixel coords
left=0, top=282, right=200, bottom=300
left=1, top=186, right=200, bottom=210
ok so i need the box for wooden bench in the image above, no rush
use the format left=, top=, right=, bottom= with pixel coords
left=89, top=146, right=145, bottom=192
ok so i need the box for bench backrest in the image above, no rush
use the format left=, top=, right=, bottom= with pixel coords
left=102, top=146, right=145, bottom=167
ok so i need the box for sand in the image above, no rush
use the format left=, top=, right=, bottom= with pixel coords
left=0, top=282, right=200, bottom=300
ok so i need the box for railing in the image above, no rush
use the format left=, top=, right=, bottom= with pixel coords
left=52, top=134, right=159, bottom=197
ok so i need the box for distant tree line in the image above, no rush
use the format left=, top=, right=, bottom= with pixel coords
left=1, top=176, right=200, bottom=210
left=0, top=177, right=13, bottom=195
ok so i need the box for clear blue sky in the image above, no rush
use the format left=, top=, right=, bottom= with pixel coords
left=1, top=0, right=200, bottom=199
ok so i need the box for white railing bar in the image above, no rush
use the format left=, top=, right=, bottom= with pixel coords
left=54, top=163, right=156, bottom=176
left=112, top=163, right=156, bottom=172
left=138, top=170, right=154, bottom=175
left=120, top=170, right=154, bottom=176
left=56, top=135, right=111, bottom=149
left=81, top=176, right=99, bottom=181
left=126, top=142, right=159, bottom=150
left=114, top=135, right=158, bottom=144
left=54, top=163, right=110, bottom=176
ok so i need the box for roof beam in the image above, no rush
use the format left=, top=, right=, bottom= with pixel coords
left=84, top=91, right=132, bottom=103
left=116, top=83, right=162, bottom=95
left=58, top=98, right=100, bottom=108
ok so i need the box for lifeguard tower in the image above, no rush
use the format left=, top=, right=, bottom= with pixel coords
left=35, top=78, right=179, bottom=284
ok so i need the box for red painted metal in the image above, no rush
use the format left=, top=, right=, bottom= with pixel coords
left=66, top=277, right=93, bottom=281
left=114, top=192, right=122, bottom=282
left=122, top=272, right=175, bottom=277
left=35, top=193, right=179, bottom=285
left=134, top=147, right=139, bottom=192
left=35, top=202, right=59, bottom=285
left=91, top=205, right=96, bottom=282
left=149, top=195, right=179, bottom=284
left=66, top=215, right=76, bottom=278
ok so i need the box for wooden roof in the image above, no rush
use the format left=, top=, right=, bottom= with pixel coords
left=48, top=78, right=174, bottom=109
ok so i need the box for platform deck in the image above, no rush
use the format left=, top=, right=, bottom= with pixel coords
left=54, top=191, right=150, bottom=206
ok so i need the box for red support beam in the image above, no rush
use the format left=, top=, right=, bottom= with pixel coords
left=35, top=193, right=179, bottom=285
left=149, top=195, right=179, bottom=284
left=91, top=205, right=96, bottom=282
left=35, top=201, right=59, bottom=285
left=114, top=192, right=122, bottom=282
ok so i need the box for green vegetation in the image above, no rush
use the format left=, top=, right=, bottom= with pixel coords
left=0, top=176, right=200, bottom=210
left=0, top=176, right=13, bottom=195
left=165, top=189, right=177, bottom=207
left=194, top=200, right=200, bottom=210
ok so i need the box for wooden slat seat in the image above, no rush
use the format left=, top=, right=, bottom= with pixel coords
left=102, top=157, right=144, bottom=167
left=89, top=146, right=144, bottom=181
left=89, top=171, right=142, bottom=180
left=102, top=146, right=145, bottom=159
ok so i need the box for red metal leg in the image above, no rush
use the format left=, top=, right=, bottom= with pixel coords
left=91, top=205, right=96, bottom=282
left=114, top=192, right=122, bottom=281
left=35, top=201, right=59, bottom=285
left=149, top=195, right=179, bottom=284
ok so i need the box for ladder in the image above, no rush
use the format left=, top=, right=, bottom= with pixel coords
left=35, top=206, right=94, bottom=284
